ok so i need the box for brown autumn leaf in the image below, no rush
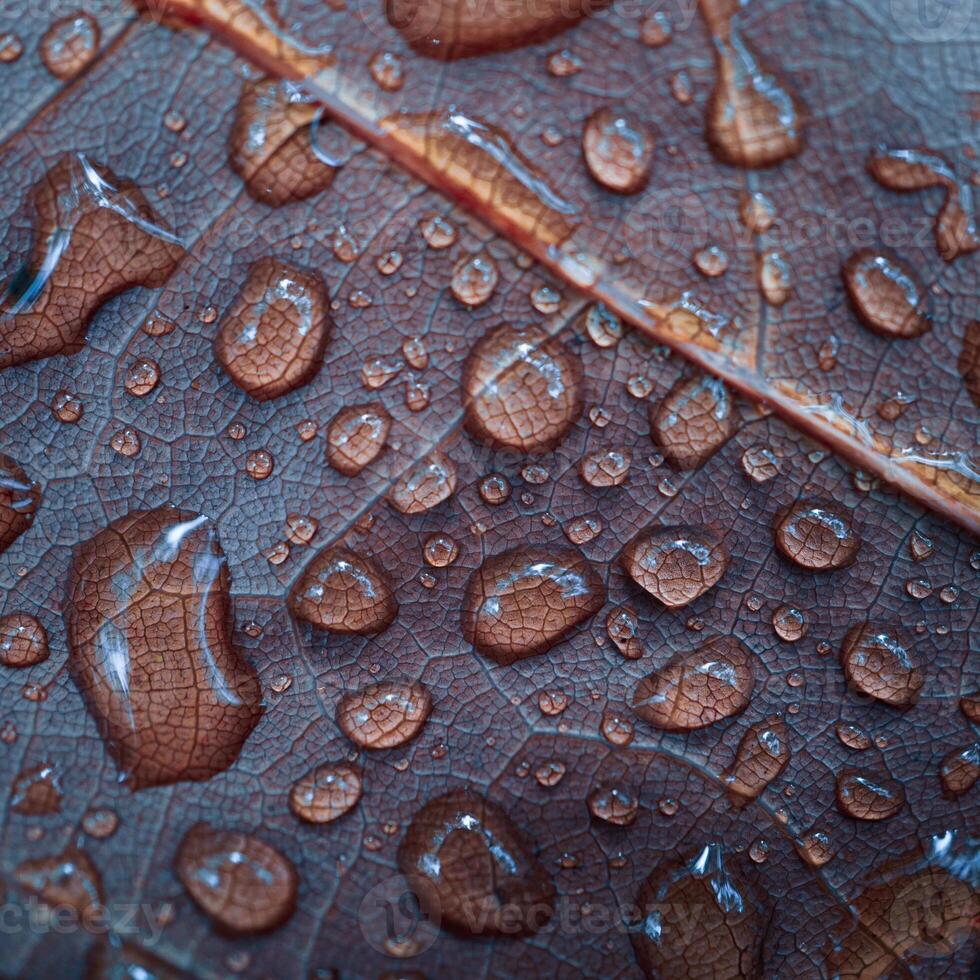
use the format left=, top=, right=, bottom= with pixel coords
left=0, top=4, right=976, bottom=979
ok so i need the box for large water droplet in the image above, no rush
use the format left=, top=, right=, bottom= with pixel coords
left=215, top=259, right=332, bottom=400
left=839, top=622, right=923, bottom=707
left=633, top=636, right=756, bottom=731
left=39, top=13, right=99, bottom=80
left=176, top=825, right=297, bottom=934
left=288, top=545, right=398, bottom=635
left=336, top=680, right=431, bottom=749
left=11, top=762, right=63, bottom=815
left=700, top=0, right=805, bottom=167
left=463, top=323, right=583, bottom=453
left=836, top=769, right=905, bottom=821
left=588, top=784, right=639, bottom=826
left=388, top=451, right=458, bottom=513
left=842, top=250, right=930, bottom=339
left=398, top=788, right=555, bottom=937
left=650, top=375, right=735, bottom=470
left=326, top=403, right=391, bottom=476
left=940, top=743, right=979, bottom=799
left=0, top=613, right=48, bottom=667
left=463, top=547, right=605, bottom=663
left=723, top=716, right=790, bottom=805
left=582, top=108, right=655, bottom=194
left=580, top=448, right=631, bottom=487
left=65, top=508, right=262, bottom=789
left=774, top=499, right=860, bottom=571
left=620, top=525, right=729, bottom=608
left=289, top=761, right=363, bottom=823
left=229, top=77, right=334, bottom=206
left=632, top=842, right=762, bottom=977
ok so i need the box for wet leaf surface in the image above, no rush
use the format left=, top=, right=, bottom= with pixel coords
left=0, top=6, right=977, bottom=979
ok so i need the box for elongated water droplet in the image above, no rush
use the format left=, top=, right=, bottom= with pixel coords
left=774, top=499, right=860, bottom=571
left=836, top=769, right=905, bottom=821
left=843, top=250, right=930, bottom=339
left=839, top=622, right=923, bottom=707
left=582, top=108, right=655, bottom=194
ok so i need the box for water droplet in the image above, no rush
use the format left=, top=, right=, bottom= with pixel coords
left=398, top=789, right=555, bottom=937
left=39, top=13, right=99, bottom=80
left=939, top=584, right=959, bottom=604
left=546, top=48, right=583, bottom=76
left=940, top=743, right=979, bottom=798
left=772, top=605, right=807, bottom=642
left=51, top=390, right=83, bottom=423
left=376, top=248, right=404, bottom=276
left=905, top=576, right=932, bottom=599
left=758, top=250, right=792, bottom=305
left=245, top=449, right=274, bottom=480
left=215, top=259, right=331, bottom=400
left=11, top=763, right=63, bottom=816
left=840, top=623, right=923, bottom=707
left=199, top=305, right=218, bottom=324
left=123, top=358, right=160, bottom=397
left=580, top=448, right=631, bottom=487
left=564, top=514, right=602, bottom=545
left=670, top=70, right=694, bottom=104
left=285, top=513, right=318, bottom=545
left=369, top=50, right=404, bottom=91
left=836, top=769, right=905, bottom=821
left=289, top=761, right=363, bottom=823
left=479, top=473, right=512, bottom=505
left=463, top=547, right=605, bottom=663
left=701, top=1, right=804, bottom=167
left=388, top=451, right=458, bottom=514
left=66, top=509, right=261, bottom=789
left=109, top=428, right=141, bottom=458
left=876, top=390, right=916, bottom=421
left=163, top=109, right=186, bottom=133
left=693, top=245, right=729, bottom=278
left=404, top=378, right=431, bottom=412
left=535, top=688, right=571, bottom=719
left=739, top=191, right=775, bottom=232
left=534, top=759, right=566, bottom=787
left=81, top=808, right=119, bottom=839
left=0, top=613, right=49, bottom=668
left=640, top=10, right=672, bottom=47
left=795, top=828, right=834, bottom=867
left=289, top=545, right=398, bottom=635
left=627, top=374, right=653, bottom=399
left=774, top=499, right=860, bottom=571
left=348, top=288, right=372, bottom=309
left=748, top=839, right=769, bottom=864
left=740, top=445, right=779, bottom=482
left=658, top=797, right=678, bottom=817
left=621, top=525, right=729, bottom=608
left=650, top=375, right=735, bottom=470
left=588, top=784, right=638, bottom=826
left=582, top=302, right=623, bottom=347
left=633, top=636, right=756, bottom=731
left=362, top=356, right=403, bottom=394
left=452, top=253, right=499, bottom=306
left=264, top=541, right=290, bottom=566
left=868, top=146, right=979, bottom=261
left=843, top=250, right=930, bottom=339
left=141, top=314, right=175, bottom=337
left=836, top=722, right=872, bottom=751
left=326, top=403, right=391, bottom=475
left=600, top=711, right=635, bottom=746
left=606, top=605, right=641, bottom=659
left=401, top=335, right=428, bottom=369
left=15, top=846, right=103, bottom=914
left=817, top=334, right=839, bottom=372
left=419, top=213, right=456, bottom=248
left=176, top=826, right=297, bottom=934
left=633, top=842, right=762, bottom=977
left=332, top=225, right=360, bottom=262
left=423, top=532, right=459, bottom=567
left=229, top=77, right=333, bottom=207
left=724, top=717, right=790, bottom=804
left=463, top=323, right=583, bottom=452
left=909, top=530, right=934, bottom=561
left=0, top=32, right=24, bottom=63
left=582, top=107, right=655, bottom=194
left=337, top=680, right=431, bottom=749
left=530, top=284, right=562, bottom=314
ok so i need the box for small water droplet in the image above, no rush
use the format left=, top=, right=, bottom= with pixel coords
left=369, top=50, right=404, bottom=91
left=693, top=245, right=728, bottom=277
left=245, top=449, right=274, bottom=480
left=423, top=532, right=459, bottom=567
left=452, top=253, right=499, bottom=306
left=772, top=605, right=807, bottom=642
left=51, top=390, right=83, bottom=423
left=123, top=358, right=160, bottom=397
left=419, top=213, right=456, bottom=249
